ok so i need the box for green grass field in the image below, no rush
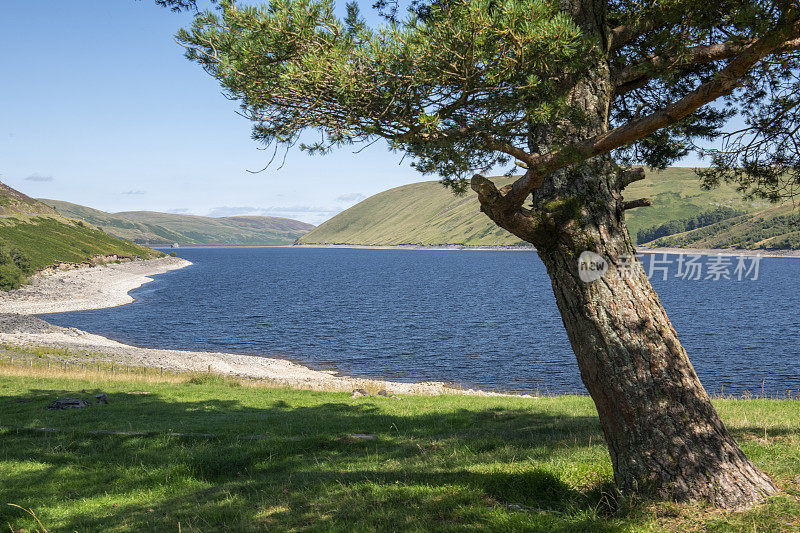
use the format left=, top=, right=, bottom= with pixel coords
left=644, top=203, right=800, bottom=250
left=301, top=178, right=527, bottom=246
left=2, top=364, right=800, bottom=532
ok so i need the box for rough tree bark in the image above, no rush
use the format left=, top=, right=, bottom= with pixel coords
left=471, top=0, right=779, bottom=509
left=537, top=198, right=778, bottom=508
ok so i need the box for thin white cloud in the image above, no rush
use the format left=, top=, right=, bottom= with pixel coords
left=122, top=190, right=146, bottom=195
left=206, top=205, right=343, bottom=220
left=25, top=174, right=54, bottom=182
left=166, top=208, right=193, bottom=214
left=206, top=206, right=262, bottom=217
left=336, top=192, right=366, bottom=203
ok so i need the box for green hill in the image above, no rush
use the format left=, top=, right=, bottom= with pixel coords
left=301, top=179, right=524, bottom=246
left=0, top=184, right=162, bottom=289
left=643, top=204, right=800, bottom=250
left=299, top=168, right=782, bottom=247
left=41, top=200, right=315, bottom=246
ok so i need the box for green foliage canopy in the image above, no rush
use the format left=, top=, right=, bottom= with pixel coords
left=178, top=0, right=800, bottom=202
left=179, top=0, right=591, bottom=187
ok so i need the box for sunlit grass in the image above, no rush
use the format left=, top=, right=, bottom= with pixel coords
left=0, top=369, right=799, bottom=532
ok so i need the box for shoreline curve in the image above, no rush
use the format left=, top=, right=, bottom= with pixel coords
left=0, top=256, right=534, bottom=397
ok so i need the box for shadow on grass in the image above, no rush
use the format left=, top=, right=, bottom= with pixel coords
left=0, top=387, right=623, bottom=532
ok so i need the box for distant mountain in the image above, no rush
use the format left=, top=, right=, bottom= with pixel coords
left=40, top=200, right=315, bottom=245
left=298, top=168, right=797, bottom=249
left=0, top=184, right=162, bottom=288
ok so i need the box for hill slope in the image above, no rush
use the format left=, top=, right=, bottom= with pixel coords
left=0, top=183, right=62, bottom=217
left=643, top=204, right=800, bottom=250
left=0, top=185, right=162, bottom=289
left=41, top=200, right=315, bottom=245
left=301, top=179, right=525, bottom=246
left=299, top=168, right=780, bottom=247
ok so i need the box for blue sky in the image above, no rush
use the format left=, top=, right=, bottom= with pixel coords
left=1, top=1, right=704, bottom=225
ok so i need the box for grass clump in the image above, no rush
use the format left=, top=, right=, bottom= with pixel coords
left=186, top=373, right=241, bottom=387
left=1, top=370, right=800, bottom=531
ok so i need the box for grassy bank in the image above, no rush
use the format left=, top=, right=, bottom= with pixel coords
left=1, top=365, right=800, bottom=531
left=0, top=217, right=161, bottom=272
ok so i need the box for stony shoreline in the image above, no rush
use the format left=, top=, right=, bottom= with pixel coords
left=0, top=256, right=193, bottom=315
left=0, top=257, right=531, bottom=397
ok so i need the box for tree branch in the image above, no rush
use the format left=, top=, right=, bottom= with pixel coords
left=480, top=134, right=535, bottom=166
left=615, top=38, right=800, bottom=97
left=496, top=15, right=800, bottom=211
left=622, top=198, right=652, bottom=210
left=609, top=18, right=662, bottom=51
left=618, top=167, right=646, bottom=189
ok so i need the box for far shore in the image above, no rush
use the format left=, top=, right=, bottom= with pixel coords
left=638, top=247, right=800, bottom=259
left=144, top=242, right=800, bottom=259
left=294, top=243, right=537, bottom=252
left=0, top=257, right=532, bottom=398
left=293, top=243, right=800, bottom=258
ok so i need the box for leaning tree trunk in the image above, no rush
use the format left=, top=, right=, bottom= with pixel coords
left=538, top=190, right=777, bottom=508
left=478, top=164, right=778, bottom=507
left=470, top=0, right=777, bottom=508
left=477, top=165, right=778, bottom=508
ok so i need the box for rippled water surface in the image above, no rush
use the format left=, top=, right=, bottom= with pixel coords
left=42, top=247, right=800, bottom=395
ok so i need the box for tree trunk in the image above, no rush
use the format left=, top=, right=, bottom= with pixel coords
left=470, top=0, right=779, bottom=508
left=477, top=163, right=777, bottom=507
left=535, top=189, right=777, bottom=508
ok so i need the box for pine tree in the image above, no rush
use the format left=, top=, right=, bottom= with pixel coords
left=177, top=0, right=800, bottom=508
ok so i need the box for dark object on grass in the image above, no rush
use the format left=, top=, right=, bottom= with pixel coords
left=95, top=393, right=108, bottom=404
left=377, top=390, right=389, bottom=397
left=351, top=388, right=369, bottom=398
left=48, top=398, right=90, bottom=410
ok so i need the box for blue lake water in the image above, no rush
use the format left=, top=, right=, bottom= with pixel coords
left=41, top=247, right=800, bottom=395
